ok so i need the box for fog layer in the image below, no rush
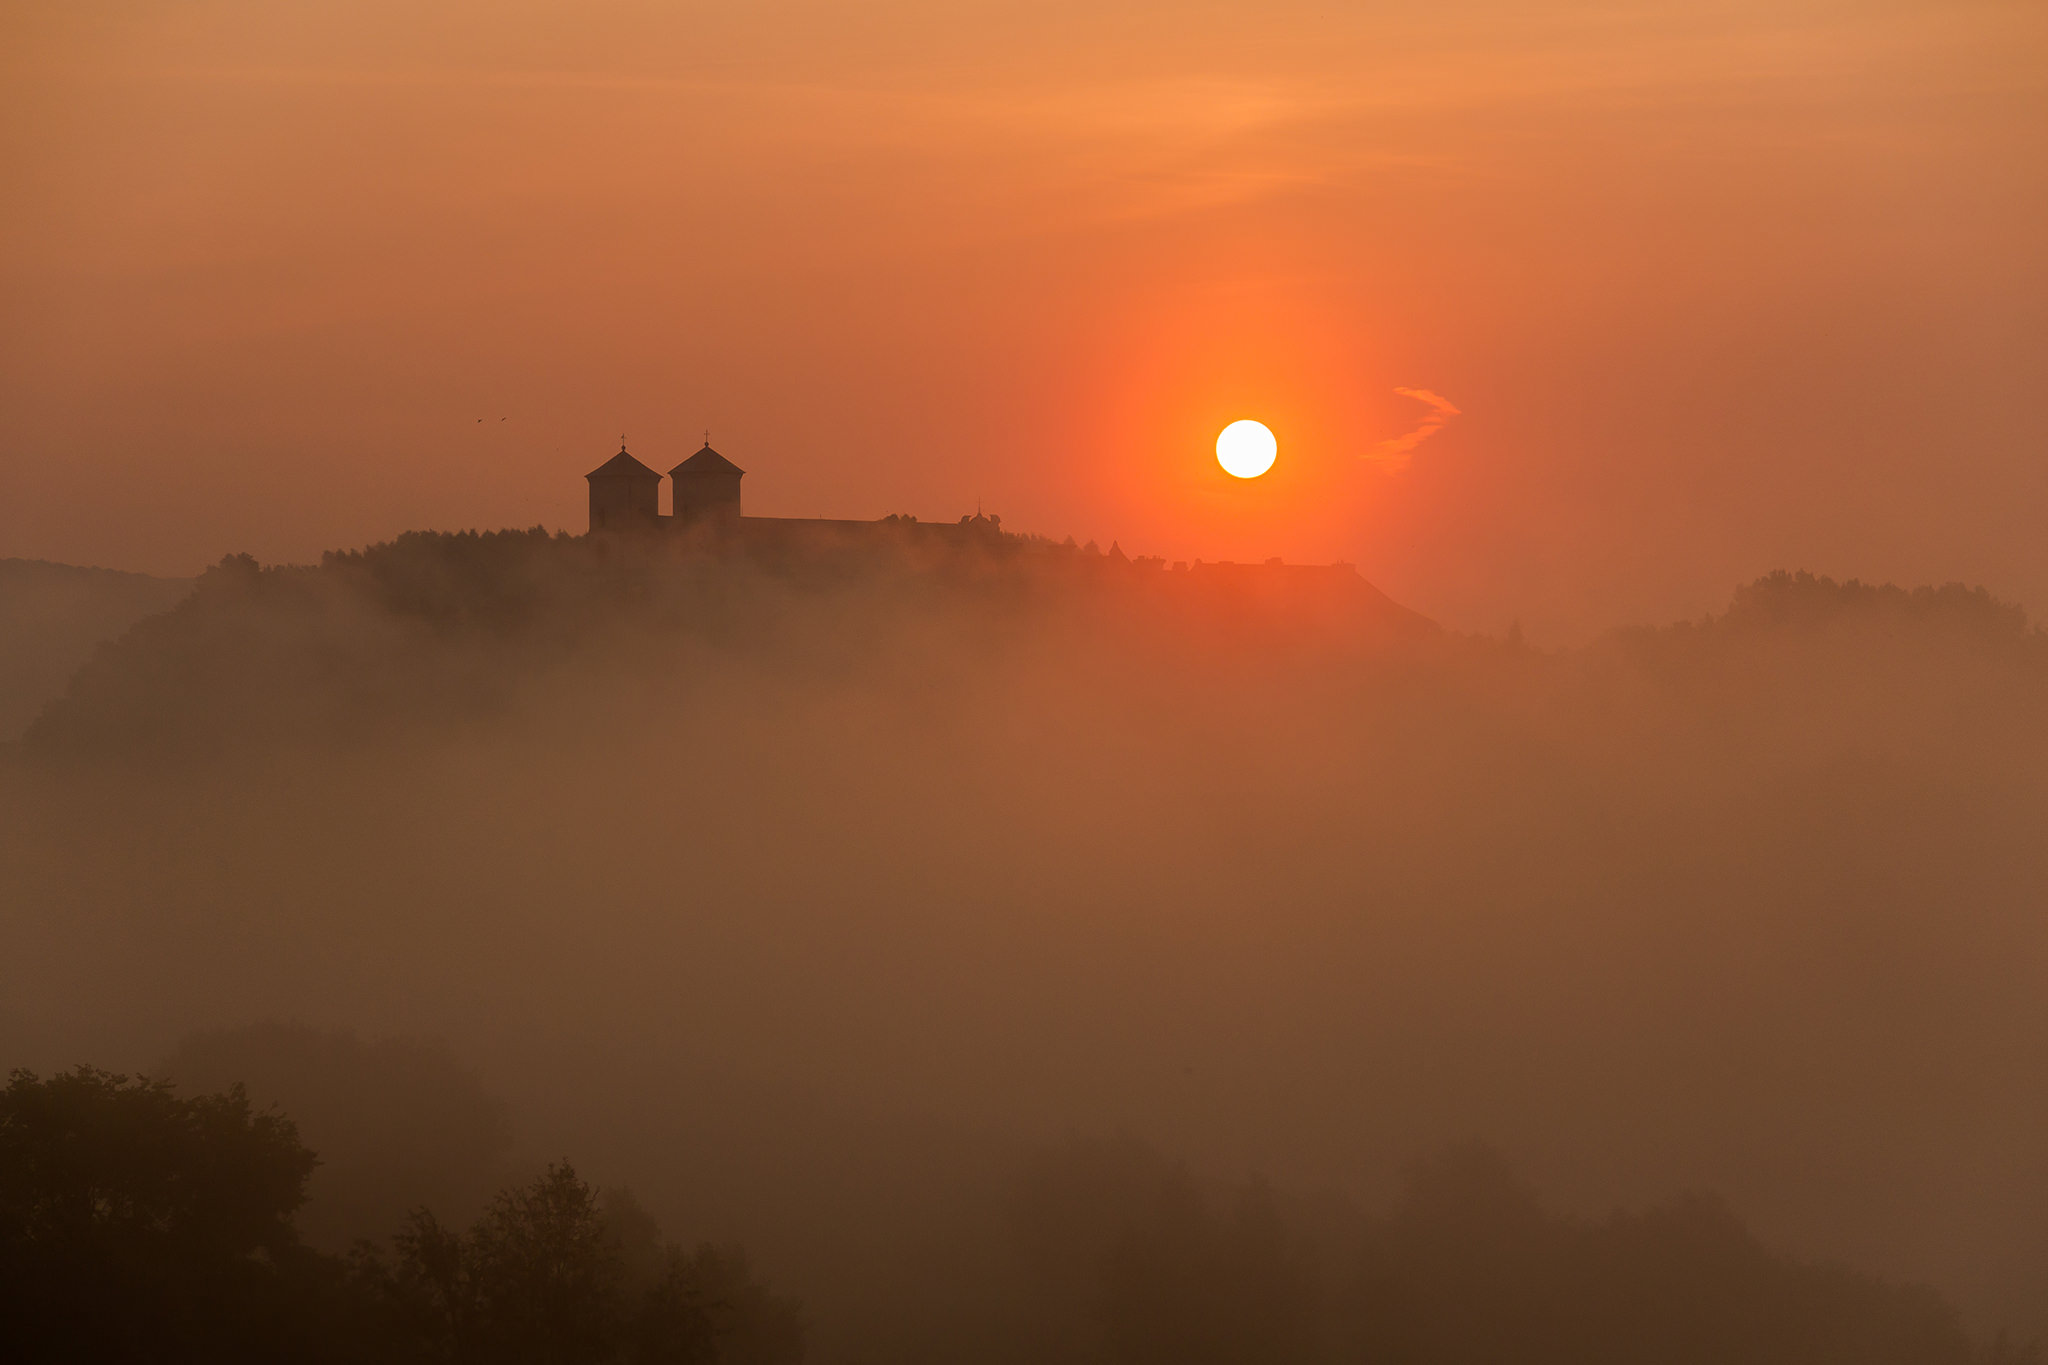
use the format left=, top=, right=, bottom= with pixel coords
left=0, top=559, right=190, bottom=740
left=5, top=533, right=2046, bottom=1351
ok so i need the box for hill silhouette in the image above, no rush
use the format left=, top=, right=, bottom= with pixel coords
left=0, top=558, right=190, bottom=742
left=16, top=537, right=2038, bottom=766
left=17, top=527, right=1436, bottom=759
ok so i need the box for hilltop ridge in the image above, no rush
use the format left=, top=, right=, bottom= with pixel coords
left=14, top=525, right=1436, bottom=759
left=0, top=559, right=192, bottom=741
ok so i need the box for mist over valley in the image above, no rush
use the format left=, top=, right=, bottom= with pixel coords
left=6, top=525, right=2047, bottom=1361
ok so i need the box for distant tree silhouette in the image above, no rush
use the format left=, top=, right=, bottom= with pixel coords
left=356, top=1166, right=804, bottom=1365
left=616, top=1230, right=803, bottom=1365
left=1723, top=570, right=2031, bottom=639
left=1347, top=1143, right=1985, bottom=1365
left=1009, top=1139, right=1318, bottom=1365
left=358, top=1163, right=623, bottom=1364
left=1001, top=1138, right=2016, bottom=1365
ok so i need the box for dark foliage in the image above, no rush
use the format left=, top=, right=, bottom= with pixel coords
left=1, top=1063, right=2032, bottom=1364
left=0, top=1067, right=801, bottom=1365
left=351, top=1165, right=805, bottom=1365
left=0, top=1066, right=337, bottom=1364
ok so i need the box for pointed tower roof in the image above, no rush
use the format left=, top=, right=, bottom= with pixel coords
left=587, top=443, right=660, bottom=480
left=669, top=442, right=745, bottom=478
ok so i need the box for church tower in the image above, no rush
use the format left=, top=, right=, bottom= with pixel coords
left=669, top=441, right=745, bottom=526
left=585, top=443, right=661, bottom=532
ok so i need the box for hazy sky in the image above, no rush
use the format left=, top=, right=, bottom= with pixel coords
left=3, top=0, right=2043, bottom=639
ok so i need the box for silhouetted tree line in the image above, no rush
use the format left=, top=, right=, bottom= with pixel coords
left=1608, top=569, right=2046, bottom=680
left=0, top=1068, right=803, bottom=1365
left=6, top=1064, right=2037, bottom=1365
left=20, top=530, right=2045, bottom=765
left=16, top=525, right=1411, bottom=759
left=999, top=1139, right=2036, bottom=1365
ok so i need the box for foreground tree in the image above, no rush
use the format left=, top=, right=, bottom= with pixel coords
left=0, top=1065, right=801, bottom=1364
left=0, top=1065, right=333, bottom=1363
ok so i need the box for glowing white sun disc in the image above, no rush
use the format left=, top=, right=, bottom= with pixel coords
left=1216, top=419, right=1277, bottom=478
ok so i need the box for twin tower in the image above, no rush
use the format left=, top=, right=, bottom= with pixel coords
left=585, top=440, right=744, bottom=533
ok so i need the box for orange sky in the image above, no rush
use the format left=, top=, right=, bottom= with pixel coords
left=3, top=0, right=2043, bottom=639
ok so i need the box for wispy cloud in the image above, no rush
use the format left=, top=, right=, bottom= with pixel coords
left=1370, top=387, right=1461, bottom=468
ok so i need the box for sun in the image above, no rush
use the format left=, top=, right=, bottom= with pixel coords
left=1216, top=419, right=1277, bottom=479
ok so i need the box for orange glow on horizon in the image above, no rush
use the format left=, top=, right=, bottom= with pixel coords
left=0, top=0, right=2039, bottom=642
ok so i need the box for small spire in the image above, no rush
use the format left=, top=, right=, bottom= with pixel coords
left=620, top=434, right=627, bottom=452
left=703, top=429, right=711, bottom=447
